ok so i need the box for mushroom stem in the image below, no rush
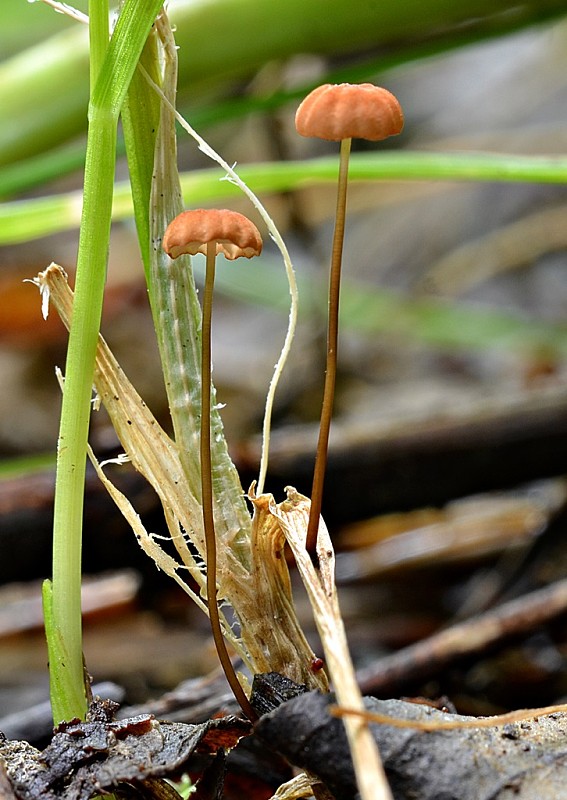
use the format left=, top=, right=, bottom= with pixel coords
left=200, top=240, right=257, bottom=721
left=306, top=136, right=352, bottom=560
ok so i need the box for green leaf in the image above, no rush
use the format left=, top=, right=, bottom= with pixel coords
left=2, top=0, right=566, bottom=168
left=3, top=151, right=567, bottom=246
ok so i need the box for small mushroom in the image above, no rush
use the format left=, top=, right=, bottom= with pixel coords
left=295, top=83, right=404, bottom=559
left=295, top=82, right=403, bottom=142
left=163, top=208, right=262, bottom=720
left=162, top=207, right=263, bottom=260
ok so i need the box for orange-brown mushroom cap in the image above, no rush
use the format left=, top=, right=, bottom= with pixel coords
left=295, top=83, right=404, bottom=142
left=163, top=208, right=263, bottom=260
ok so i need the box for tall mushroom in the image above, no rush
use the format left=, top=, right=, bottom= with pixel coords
left=163, top=208, right=263, bottom=720
left=295, top=83, right=404, bottom=559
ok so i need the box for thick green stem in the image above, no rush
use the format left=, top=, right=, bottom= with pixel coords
left=48, top=112, right=117, bottom=725
left=4, top=0, right=567, bottom=168
left=306, top=137, right=352, bottom=558
left=46, top=0, right=115, bottom=718
left=45, top=0, right=164, bottom=724
left=201, top=242, right=257, bottom=720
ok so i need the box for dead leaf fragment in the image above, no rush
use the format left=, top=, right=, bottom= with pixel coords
left=256, top=690, right=567, bottom=800
left=0, top=699, right=251, bottom=800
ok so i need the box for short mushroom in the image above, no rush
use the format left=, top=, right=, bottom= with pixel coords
left=163, top=208, right=262, bottom=720
left=295, top=83, right=404, bottom=559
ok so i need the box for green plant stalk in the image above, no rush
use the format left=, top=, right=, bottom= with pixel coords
left=89, top=0, right=109, bottom=89
left=46, top=0, right=111, bottom=721
left=45, top=0, right=164, bottom=724
left=145, top=14, right=253, bottom=560
left=46, top=118, right=116, bottom=725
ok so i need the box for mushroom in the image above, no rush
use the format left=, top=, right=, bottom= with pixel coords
left=295, top=83, right=404, bottom=558
left=163, top=208, right=262, bottom=720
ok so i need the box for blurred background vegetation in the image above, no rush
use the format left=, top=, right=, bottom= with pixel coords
left=1, top=0, right=567, bottom=452
left=3, top=0, right=567, bottom=731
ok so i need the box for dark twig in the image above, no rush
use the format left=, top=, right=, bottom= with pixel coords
left=357, top=578, right=567, bottom=695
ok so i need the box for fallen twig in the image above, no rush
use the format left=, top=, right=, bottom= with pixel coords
left=358, top=577, right=567, bottom=694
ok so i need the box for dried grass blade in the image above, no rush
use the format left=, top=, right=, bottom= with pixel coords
left=36, top=263, right=205, bottom=552
left=271, top=487, right=393, bottom=800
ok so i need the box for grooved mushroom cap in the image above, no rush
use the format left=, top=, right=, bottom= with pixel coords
left=163, top=209, right=263, bottom=260
left=295, top=83, right=404, bottom=142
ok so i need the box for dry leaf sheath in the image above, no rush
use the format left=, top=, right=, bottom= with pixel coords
left=35, top=264, right=392, bottom=798
left=34, top=264, right=327, bottom=694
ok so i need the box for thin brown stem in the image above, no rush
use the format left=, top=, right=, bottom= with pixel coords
left=306, top=136, right=352, bottom=559
left=357, top=576, right=567, bottom=697
left=201, top=241, right=257, bottom=721
left=331, top=702, right=567, bottom=731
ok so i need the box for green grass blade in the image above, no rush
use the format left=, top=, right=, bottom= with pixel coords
left=146, top=17, right=253, bottom=562
left=121, top=34, right=162, bottom=277
left=193, top=257, right=567, bottom=356
left=0, top=452, right=56, bottom=480
left=3, top=151, right=567, bottom=246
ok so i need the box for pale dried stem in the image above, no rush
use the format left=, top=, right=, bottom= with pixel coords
left=267, top=773, right=320, bottom=800
left=272, top=487, right=393, bottom=800
left=333, top=701, right=567, bottom=731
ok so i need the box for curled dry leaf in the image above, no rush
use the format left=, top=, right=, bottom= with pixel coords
left=260, top=486, right=393, bottom=800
